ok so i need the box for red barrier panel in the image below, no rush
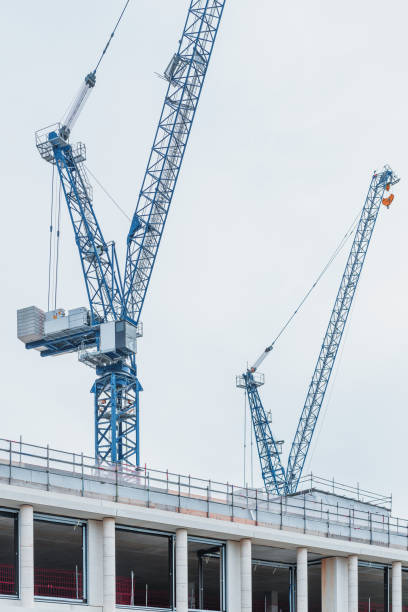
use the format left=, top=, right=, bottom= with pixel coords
left=253, top=600, right=290, bottom=612
left=116, top=576, right=170, bottom=607
left=0, top=564, right=15, bottom=595
left=34, top=567, right=83, bottom=600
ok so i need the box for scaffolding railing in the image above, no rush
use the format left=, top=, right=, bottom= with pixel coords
left=0, top=437, right=404, bottom=550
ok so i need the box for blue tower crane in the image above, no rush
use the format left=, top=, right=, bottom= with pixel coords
left=237, top=166, right=399, bottom=495
left=18, top=0, right=226, bottom=468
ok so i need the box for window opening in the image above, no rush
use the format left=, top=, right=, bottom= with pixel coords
left=34, top=516, right=86, bottom=601
left=358, top=563, right=389, bottom=612
left=116, top=527, right=174, bottom=608
left=402, top=568, right=408, bottom=610
left=308, top=562, right=321, bottom=612
left=0, top=510, right=18, bottom=597
left=252, top=560, right=293, bottom=612
left=188, top=538, right=225, bottom=611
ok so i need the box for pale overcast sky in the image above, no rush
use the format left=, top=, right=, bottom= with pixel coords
left=1, top=1, right=407, bottom=513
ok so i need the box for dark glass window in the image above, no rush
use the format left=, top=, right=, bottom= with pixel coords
left=308, top=563, right=322, bottom=612
left=188, top=539, right=225, bottom=611
left=252, top=563, right=291, bottom=612
left=116, top=528, right=173, bottom=608
left=358, top=565, right=387, bottom=611
left=0, top=511, right=18, bottom=597
left=34, top=517, right=85, bottom=600
left=402, top=569, right=408, bottom=611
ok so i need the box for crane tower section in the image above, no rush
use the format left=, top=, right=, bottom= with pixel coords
left=237, top=372, right=286, bottom=493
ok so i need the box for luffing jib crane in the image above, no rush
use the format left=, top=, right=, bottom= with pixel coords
left=237, top=166, right=399, bottom=495
left=17, top=0, right=226, bottom=467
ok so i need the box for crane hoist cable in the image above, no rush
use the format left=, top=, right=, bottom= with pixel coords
left=84, top=164, right=131, bottom=221
left=60, top=0, right=132, bottom=140
left=248, top=208, right=362, bottom=374
left=47, top=0, right=132, bottom=308
left=47, top=165, right=55, bottom=312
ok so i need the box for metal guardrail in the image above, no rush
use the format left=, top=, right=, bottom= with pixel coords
left=0, top=437, right=405, bottom=550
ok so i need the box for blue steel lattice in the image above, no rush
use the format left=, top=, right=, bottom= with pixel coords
left=51, top=136, right=124, bottom=324
left=285, top=166, right=399, bottom=494
left=244, top=373, right=286, bottom=494
left=123, top=0, right=226, bottom=323
left=241, top=166, right=399, bottom=495
left=32, top=0, right=226, bottom=468
left=93, top=357, right=141, bottom=466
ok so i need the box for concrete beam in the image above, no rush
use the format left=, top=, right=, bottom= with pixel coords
left=2, top=483, right=407, bottom=565
left=176, top=528, right=188, bottom=612
left=297, top=547, right=308, bottom=612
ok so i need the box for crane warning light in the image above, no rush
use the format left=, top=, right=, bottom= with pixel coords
left=382, top=194, right=394, bottom=208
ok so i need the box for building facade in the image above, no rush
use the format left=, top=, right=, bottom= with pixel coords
left=0, top=438, right=406, bottom=611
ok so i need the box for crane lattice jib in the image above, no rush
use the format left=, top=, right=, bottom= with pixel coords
left=122, top=0, right=226, bottom=322
left=244, top=373, right=286, bottom=494
left=285, top=166, right=399, bottom=494
left=52, top=140, right=124, bottom=324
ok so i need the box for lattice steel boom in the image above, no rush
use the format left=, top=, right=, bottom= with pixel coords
left=123, top=0, right=226, bottom=323
left=285, top=166, right=399, bottom=493
left=238, top=166, right=399, bottom=496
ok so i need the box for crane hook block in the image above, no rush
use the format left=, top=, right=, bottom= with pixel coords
left=385, top=183, right=391, bottom=191
left=382, top=194, right=394, bottom=208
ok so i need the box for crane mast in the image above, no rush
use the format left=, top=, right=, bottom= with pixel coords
left=238, top=166, right=399, bottom=495
left=18, top=0, right=225, bottom=469
left=237, top=372, right=286, bottom=493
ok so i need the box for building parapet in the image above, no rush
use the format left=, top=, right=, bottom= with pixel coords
left=0, top=437, right=404, bottom=551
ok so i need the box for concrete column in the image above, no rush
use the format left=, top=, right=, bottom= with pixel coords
left=226, top=541, right=241, bottom=611
left=20, top=504, right=34, bottom=607
left=176, top=528, right=188, bottom=612
left=87, top=520, right=104, bottom=607
left=392, top=561, right=402, bottom=612
left=240, top=538, right=252, bottom=612
left=103, top=517, right=116, bottom=612
left=321, top=557, right=348, bottom=612
left=297, top=547, right=308, bottom=612
left=348, top=554, right=358, bottom=612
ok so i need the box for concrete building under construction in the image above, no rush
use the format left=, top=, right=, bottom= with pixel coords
left=0, top=438, right=407, bottom=611
left=7, top=0, right=406, bottom=611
